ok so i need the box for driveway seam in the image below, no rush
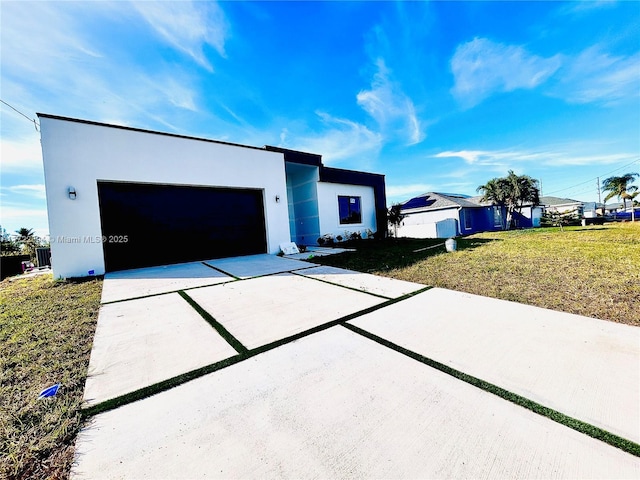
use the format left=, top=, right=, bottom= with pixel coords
left=201, top=261, right=242, bottom=280
left=82, top=285, right=433, bottom=417
left=178, top=290, right=249, bottom=355
left=341, top=322, right=640, bottom=458
left=291, top=270, right=394, bottom=300
left=100, top=279, right=238, bottom=305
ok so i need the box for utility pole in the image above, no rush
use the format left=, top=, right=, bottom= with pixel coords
left=597, top=177, right=601, bottom=204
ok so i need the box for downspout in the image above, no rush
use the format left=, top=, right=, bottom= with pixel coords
left=457, top=206, right=463, bottom=236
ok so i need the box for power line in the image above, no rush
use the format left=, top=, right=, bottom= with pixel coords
left=545, top=157, right=640, bottom=195
left=0, top=99, right=39, bottom=131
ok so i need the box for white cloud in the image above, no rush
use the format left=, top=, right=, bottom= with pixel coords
left=0, top=204, right=49, bottom=236
left=435, top=148, right=635, bottom=167
left=557, top=1, right=617, bottom=16
left=357, top=58, right=424, bottom=145
left=281, top=112, right=383, bottom=166
left=5, top=185, right=47, bottom=200
left=549, top=47, right=640, bottom=105
left=0, top=137, right=43, bottom=172
left=435, top=150, right=493, bottom=164
left=450, top=38, right=562, bottom=108
left=1, top=2, right=205, bottom=122
left=133, top=1, right=229, bottom=71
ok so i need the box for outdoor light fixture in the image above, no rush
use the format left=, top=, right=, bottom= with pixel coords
left=68, top=187, right=77, bottom=200
left=275, top=195, right=280, bottom=203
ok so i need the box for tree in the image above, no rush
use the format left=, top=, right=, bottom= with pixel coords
left=14, top=227, right=39, bottom=261
left=477, top=170, right=540, bottom=230
left=0, top=226, right=20, bottom=255
left=602, top=173, right=639, bottom=222
left=388, top=203, right=406, bottom=238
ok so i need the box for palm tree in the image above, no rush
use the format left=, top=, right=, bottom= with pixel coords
left=477, top=170, right=540, bottom=229
left=388, top=203, right=406, bottom=238
left=15, top=227, right=35, bottom=240
left=602, top=173, right=639, bottom=222
left=14, top=227, right=37, bottom=260
left=477, top=177, right=509, bottom=229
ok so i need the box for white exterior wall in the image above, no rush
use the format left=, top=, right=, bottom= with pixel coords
left=532, top=206, right=543, bottom=227
left=398, top=218, right=458, bottom=239
left=317, top=182, right=376, bottom=241
left=398, top=208, right=461, bottom=237
left=40, top=117, right=291, bottom=278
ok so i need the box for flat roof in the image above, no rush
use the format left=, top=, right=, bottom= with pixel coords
left=36, top=113, right=268, bottom=152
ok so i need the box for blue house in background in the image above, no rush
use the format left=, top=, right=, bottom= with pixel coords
left=396, top=192, right=541, bottom=238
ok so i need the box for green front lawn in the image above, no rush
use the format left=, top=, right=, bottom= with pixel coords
left=0, top=275, right=102, bottom=480
left=310, top=223, right=640, bottom=325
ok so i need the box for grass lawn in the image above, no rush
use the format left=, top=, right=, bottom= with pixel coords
left=310, top=222, right=640, bottom=326
left=0, top=274, right=102, bottom=480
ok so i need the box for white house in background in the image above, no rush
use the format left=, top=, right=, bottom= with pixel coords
left=38, top=114, right=386, bottom=278
left=539, top=196, right=584, bottom=217
left=396, top=192, right=542, bottom=238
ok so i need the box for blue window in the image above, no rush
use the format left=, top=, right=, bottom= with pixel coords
left=338, top=196, right=362, bottom=224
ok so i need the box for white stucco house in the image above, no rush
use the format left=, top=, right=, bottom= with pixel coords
left=539, top=196, right=584, bottom=217
left=38, top=114, right=386, bottom=278
left=395, top=192, right=542, bottom=238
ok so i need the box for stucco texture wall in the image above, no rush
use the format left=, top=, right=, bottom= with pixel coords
left=316, top=182, right=376, bottom=242
left=40, top=116, right=291, bottom=278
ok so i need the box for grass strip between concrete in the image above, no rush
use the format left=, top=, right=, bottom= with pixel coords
left=82, top=286, right=433, bottom=418
left=201, top=261, right=242, bottom=280
left=100, top=279, right=238, bottom=305
left=342, top=322, right=640, bottom=458
left=292, top=270, right=394, bottom=300
left=177, top=290, right=249, bottom=355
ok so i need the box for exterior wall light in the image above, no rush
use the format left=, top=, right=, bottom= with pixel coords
left=68, top=187, right=77, bottom=200
left=275, top=195, right=280, bottom=203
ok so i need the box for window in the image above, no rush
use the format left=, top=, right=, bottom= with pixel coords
left=493, top=207, right=502, bottom=227
left=463, top=210, right=472, bottom=230
left=338, top=196, right=362, bottom=224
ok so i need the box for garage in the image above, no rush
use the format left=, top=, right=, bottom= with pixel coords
left=97, top=181, right=267, bottom=272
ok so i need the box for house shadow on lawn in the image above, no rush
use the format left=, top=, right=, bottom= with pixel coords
left=307, top=237, right=498, bottom=273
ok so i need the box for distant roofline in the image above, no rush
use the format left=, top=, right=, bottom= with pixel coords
left=36, top=113, right=268, bottom=152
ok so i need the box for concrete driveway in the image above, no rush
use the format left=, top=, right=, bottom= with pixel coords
left=73, top=254, right=639, bottom=478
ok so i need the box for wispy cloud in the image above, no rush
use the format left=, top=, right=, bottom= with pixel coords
left=357, top=58, right=424, bottom=145
left=132, top=1, right=229, bottom=71
left=1, top=2, right=206, bottom=133
left=279, top=112, right=382, bottom=166
left=450, top=38, right=561, bottom=108
left=0, top=136, right=43, bottom=172
left=5, top=185, right=47, bottom=200
left=557, top=0, right=618, bottom=16
left=0, top=204, right=49, bottom=235
left=549, top=47, right=640, bottom=105
left=435, top=148, right=635, bottom=167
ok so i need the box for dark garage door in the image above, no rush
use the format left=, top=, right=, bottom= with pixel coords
left=97, top=181, right=267, bottom=272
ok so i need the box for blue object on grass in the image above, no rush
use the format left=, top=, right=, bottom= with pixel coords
left=38, top=384, right=60, bottom=399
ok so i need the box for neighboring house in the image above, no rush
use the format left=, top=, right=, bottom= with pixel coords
left=604, top=202, right=624, bottom=215
left=396, top=193, right=505, bottom=238
left=540, top=196, right=584, bottom=217
left=38, top=114, right=386, bottom=278
left=582, top=202, right=605, bottom=218
left=396, top=192, right=542, bottom=238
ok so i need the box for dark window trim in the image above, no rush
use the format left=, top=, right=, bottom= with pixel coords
left=338, top=195, right=362, bottom=225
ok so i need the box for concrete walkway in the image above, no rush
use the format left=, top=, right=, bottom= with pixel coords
left=74, top=254, right=640, bottom=478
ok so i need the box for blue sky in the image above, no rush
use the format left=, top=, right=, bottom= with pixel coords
left=1, top=1, right=639, bottom=237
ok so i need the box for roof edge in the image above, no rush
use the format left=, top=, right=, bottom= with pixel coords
left=36, top=113, right=269, bottom=152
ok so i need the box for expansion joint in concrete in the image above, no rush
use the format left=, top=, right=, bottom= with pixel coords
left=341, top=322, right=640, bottom=458
left=178, top=290, right=249, bottom=355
